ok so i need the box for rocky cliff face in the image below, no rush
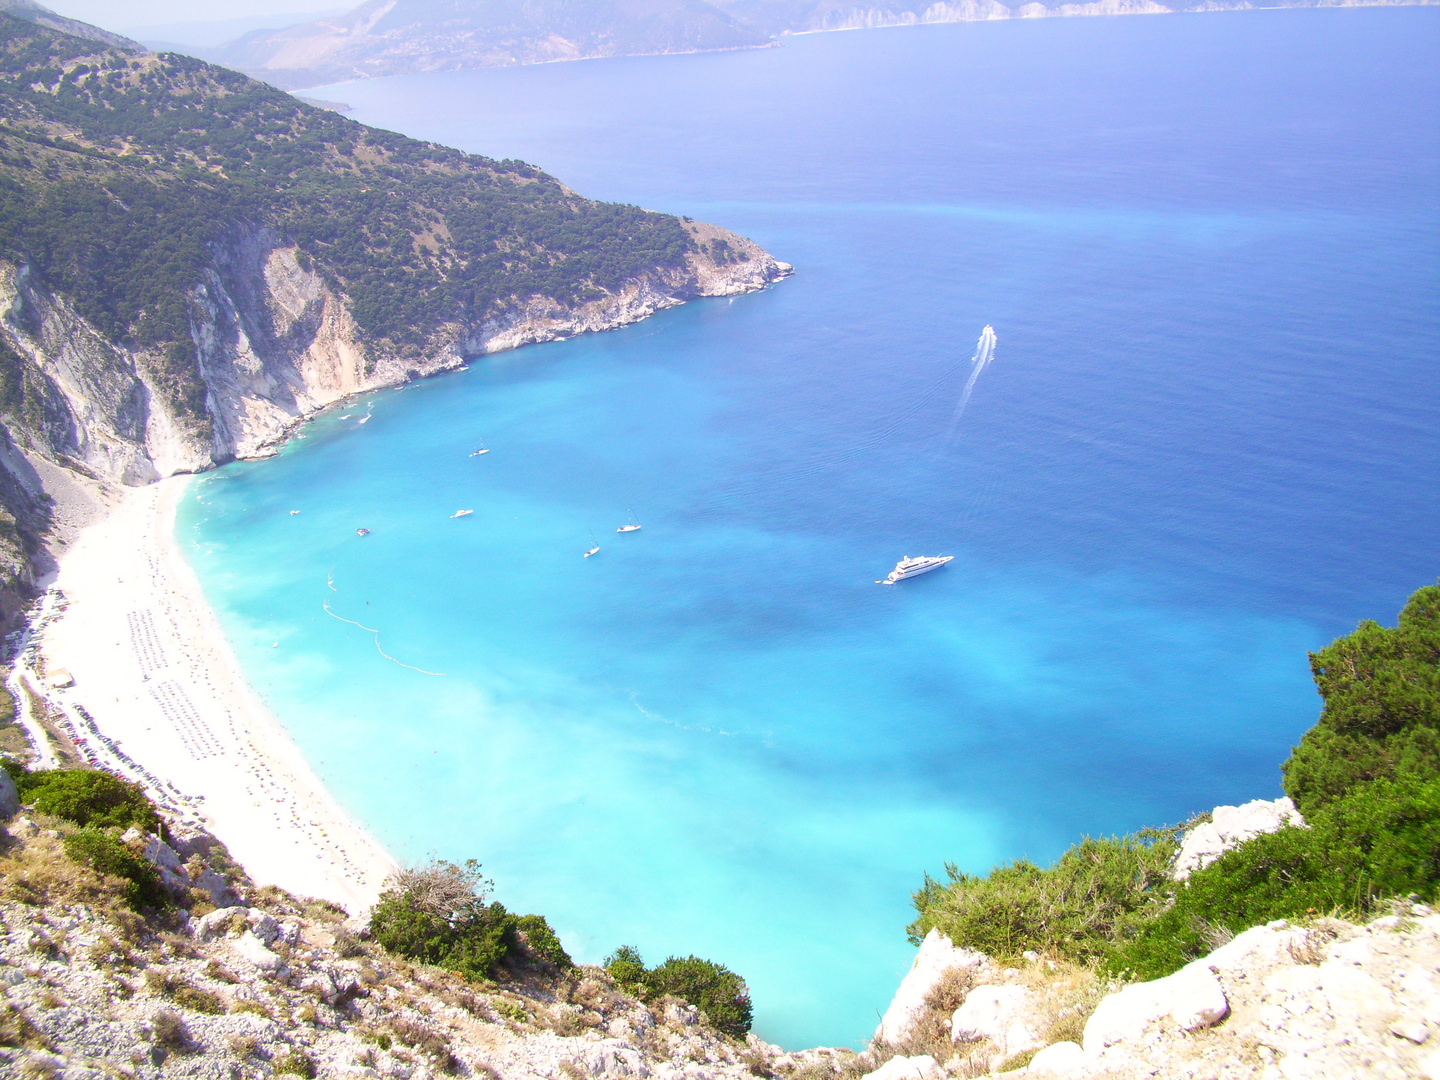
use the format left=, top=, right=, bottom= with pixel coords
left=0, top=809, right=803, bottom=1080
left=0, top=216, right=789, bottom=616
left=866, top=912, right=1440, bottom=1078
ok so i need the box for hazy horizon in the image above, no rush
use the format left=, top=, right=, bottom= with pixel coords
left=44, top=0, right=344, bottom=35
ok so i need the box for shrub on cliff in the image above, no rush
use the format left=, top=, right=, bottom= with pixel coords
left=1109, top=772, right=1440, bottom=978
left=62, top=827, right=167, bottom=910
left=906, top=830, right=1181, bottom=963
left=911, top=579, right=1440, bottom=981
left=369, top=859, right=572, bottom=980
left=18, top=767, right=160, bottom=834
left=1282, top=581, right=1439, bottom=817
left=605, top=947, right=753, bottom=1037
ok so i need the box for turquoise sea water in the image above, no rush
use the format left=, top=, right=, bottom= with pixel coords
left=181, top=9, right=1440, bottom=1048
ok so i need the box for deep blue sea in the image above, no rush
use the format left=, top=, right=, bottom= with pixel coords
left=180, top=8, right=1440, bottom=1048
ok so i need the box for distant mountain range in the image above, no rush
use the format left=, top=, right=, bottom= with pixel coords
left=204, top=0, right=772, bottom=91
left=197, top=0, right=1436, bottom=91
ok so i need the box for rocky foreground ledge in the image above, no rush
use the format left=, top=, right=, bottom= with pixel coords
left=0, top=808, right=836, bottom=1080
left=1, top=785, right=1436, bottom=1079
left=868, top=914, right=1439, bottom=1080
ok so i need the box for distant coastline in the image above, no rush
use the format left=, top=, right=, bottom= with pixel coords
left=201, top=0, right=1440, bottom=92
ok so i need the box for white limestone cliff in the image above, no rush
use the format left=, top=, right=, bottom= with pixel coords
left=1173, top=796, right=1305, bottom=879
left=0, top=222, right=789, bottom=488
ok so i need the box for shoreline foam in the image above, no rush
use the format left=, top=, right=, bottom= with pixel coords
left=33, top=475, right=395, bottom=912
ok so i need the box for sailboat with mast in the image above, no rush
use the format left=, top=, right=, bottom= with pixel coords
left=617, top=509, right=641, bottom=533
left=469, top=438, right=490, bottom=457
left=584, top=533, right=600, bottom=558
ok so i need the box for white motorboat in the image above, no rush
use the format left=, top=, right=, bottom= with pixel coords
left=878, top=555, right=953, bottom=585
left=451, top=509, right=474, bottom=519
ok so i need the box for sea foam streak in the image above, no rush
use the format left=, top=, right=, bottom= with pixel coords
left=946, top=324, right=997, bottom=441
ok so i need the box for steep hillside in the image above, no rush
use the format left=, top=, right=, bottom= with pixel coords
left=0, top=12, right=789, bottom=619
left=207, top=0, right=771, bottom=90
left=0, top=0, right=138, bottom=50
left=0, top=772, right=817, bottom=1080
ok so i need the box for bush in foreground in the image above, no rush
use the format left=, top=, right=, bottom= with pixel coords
left=605, top=947, right=753, bottom=1037
left=17, top=767, right=160, bottom=834
left=906, top=830, right=1180, bottom=963
left=369, top=859, right=572, bottom=980
left=1282, top=582, right=1440, bottom=817
left=1111, top=771, right=1440, bottom=978
left=62, top=827, right=168, bottom=911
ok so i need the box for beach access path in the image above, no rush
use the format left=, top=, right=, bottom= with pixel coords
left=34, top=477, right=395, bottom=913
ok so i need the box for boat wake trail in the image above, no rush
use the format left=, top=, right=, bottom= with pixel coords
left=692, top=324, right=998, bottom=515
left=945, top=325, right=997, bottom=442
left=323, top=569, right=444, bottom=677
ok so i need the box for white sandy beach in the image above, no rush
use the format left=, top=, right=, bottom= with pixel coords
left=34, top=476, right=396, bottom=913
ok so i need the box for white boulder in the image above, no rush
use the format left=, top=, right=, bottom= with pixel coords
left=142, top=834, right=183, bottom=874
left=232, top=929, right=286, bottom=972
left=950, top=984, right=1041, bottom=1056
left=192, top=906, right=247, bottom=941
left=193, top=866, right=237, bottom=907
left=1024, top=1040, right=1086, bottom=1074
left=1170, top=964, right=1231, bottom=1031
left=247, top=909, right=281, bottom=944
left=861, top=1055, right=939, bottom=1080
left=1173, top=797, right=1304, bottom=879
left=876, top=929, right=989, bottom=1044
left=1084, top=962, right=1229, bottom=1052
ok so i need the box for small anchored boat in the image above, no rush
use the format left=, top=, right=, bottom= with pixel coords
left=877, top=555, right=952, bottom=585
left=617, top=509, right=642, bottom=533
left=584, top=542, right=600, bottom=558
left=470, top=438, right=490, bottom=456
left=356, top=528, right=371, bottom=537
left=451, top=509, right=474, bottom=519
left=289, top=510, right=300, bottom=516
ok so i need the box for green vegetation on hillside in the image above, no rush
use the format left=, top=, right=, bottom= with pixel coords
left=1, top=762, right=170, bottom=910
left=1283, top=583, right=1440, bottom=815
left=62, top=825, right=167, bottom=909
left=371, top=859, right=752, bottom=1034
left=907, top=830, right=1180, bottom=960
left=605, top=945, right=754, bottom=1037
left=0, top=14, right=697, bottom=428
left=369, top=858, right=573, bottom=981
left=7, top=763, right=160, bottom=833
left=910, top=579, right=1440, bottom=979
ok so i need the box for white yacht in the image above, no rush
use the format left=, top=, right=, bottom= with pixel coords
left=451, top=509, right=474, bottom=519
left=878, top=555, right=953, bottom=585
left=584, top=542, right=600, bottom=558
left=470, top=438, right=490, bottom=456
left=617, top=509, right=641, bottom=533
